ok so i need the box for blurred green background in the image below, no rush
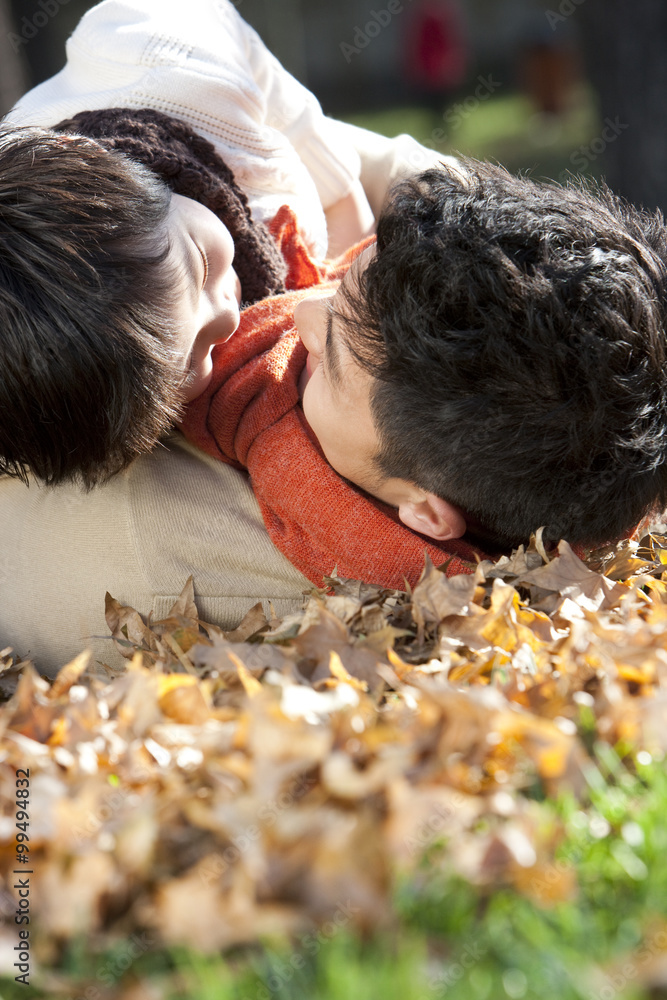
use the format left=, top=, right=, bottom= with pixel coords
left=341, top=84, right=599, bottom=188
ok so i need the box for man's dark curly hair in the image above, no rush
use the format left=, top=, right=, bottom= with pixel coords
left=337, top=159, right=667, bottom=549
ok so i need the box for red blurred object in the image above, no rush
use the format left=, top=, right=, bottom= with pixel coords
left=405, top=0, right=468, bottom=95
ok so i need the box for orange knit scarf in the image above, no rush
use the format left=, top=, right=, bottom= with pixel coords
left=180, top=206, right=491, bottom=590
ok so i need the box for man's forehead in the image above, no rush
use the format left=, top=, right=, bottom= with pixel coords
left=331, top=240, right=375, bottom=318
left=328, top=242, right=375, bottom=379
left=332, top=241, right=375, bottom=305
left=349, top=241, right=376, bottom=277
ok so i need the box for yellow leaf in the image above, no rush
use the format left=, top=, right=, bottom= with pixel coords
left=157, top=674, right=199, bottom=698
left=386, top=647, right=414, bottom=680
left=159, top=682, right=210, bottom=724
left=226, top=650, right=262, bottom=696
left=329, top=650, right=368, bottom=692
left=50, top=650, right=92, bottom=699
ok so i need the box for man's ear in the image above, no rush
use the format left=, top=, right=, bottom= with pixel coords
left=398, top=492, right=467, bottom=541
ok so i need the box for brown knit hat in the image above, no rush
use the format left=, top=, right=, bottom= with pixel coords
left=54, top=107, right=286, bottom=304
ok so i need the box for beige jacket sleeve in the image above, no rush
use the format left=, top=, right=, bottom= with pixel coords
left=0, top=433, right=310, bottom=678
left=325, top=119, right=465, bottom=218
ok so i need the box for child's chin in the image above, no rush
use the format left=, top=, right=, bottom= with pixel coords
left=183, top=370, right=214, bottom=403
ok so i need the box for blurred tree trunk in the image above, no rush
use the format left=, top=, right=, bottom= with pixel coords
left=0, top=0, right=28, bottom=116
left=578, top=0, right=667, bottom=214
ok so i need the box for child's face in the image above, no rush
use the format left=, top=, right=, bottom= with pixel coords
left=167, top=193, right=242, bottom=402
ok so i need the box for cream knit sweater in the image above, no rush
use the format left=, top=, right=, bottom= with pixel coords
left=8, top=0, right=363, bottom=259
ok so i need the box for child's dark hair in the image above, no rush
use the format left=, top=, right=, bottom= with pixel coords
left=338, top=159, right=667, bottom=549
left=0, top=110, right=286, bottom=488
left=0, top=125, right=182, bottom=488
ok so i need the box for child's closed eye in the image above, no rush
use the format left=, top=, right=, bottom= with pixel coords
left=196, top=244, right=208, bottom=287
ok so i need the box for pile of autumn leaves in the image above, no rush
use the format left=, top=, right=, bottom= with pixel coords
left=1, top=530, right=667, bottom=959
